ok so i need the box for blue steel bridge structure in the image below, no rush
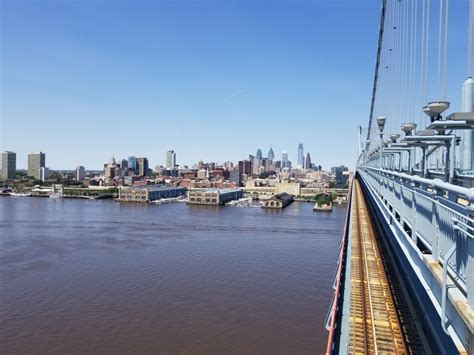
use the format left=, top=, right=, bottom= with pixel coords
left=326, top=0, right=474, bottom=354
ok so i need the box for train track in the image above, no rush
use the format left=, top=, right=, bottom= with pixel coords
left=348, top=180, right=406, bottom=353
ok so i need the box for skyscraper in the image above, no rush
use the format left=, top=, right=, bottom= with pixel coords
left=238, top=160, right=252, bottom=176
left=137, top=157, right=149, bottom=177
left=1, top=151, right=16, bottom=180
left=128, top=156, right=137, bottom=173
left=76, top=166, right=86, bottom=181
left=268, top=147, right=275, bottom=161
left=297, top=143, right=304, bottom=168
left=305, top=153, right=312, bottom=170
left=256, top=149, right=263, bottom=160
left=166, top=150, right=176, bottom=169
left=28, top=152, right=46, bottom=180
left=281, top=150, right=289, bottom=168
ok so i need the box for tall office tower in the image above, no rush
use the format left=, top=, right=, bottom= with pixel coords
left=256, top=149, right=263, bottom=160
left=166, top=150, right=176, bottom=169
left=104, top=157, right=117, bottom=179
left=238, top=160, right=253, bottom=176
left=305, top=153, right=312, bottom=170
left=128, top=156, right=137, bottom=173
left=297, top=143, right=304, bottom=168
left=76, top=166, right=86, bottom=181
left=28, top=152, right=46, bottom=180
left=268, top=147, right=275, bottom=161
left=282, top=150, right=289, bottom=168
left=137, top=157, right=149, bottom=176
left=40, top=167, right=49, bottom=182
left=1, top=151, right=16, bottom=180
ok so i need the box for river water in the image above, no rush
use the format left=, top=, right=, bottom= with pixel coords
left=0, top=197, right=345, bottom=354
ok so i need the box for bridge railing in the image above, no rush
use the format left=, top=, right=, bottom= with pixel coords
left=358, top=167, right=474, bottom=309
left=324, top=182, right=353, bottom=355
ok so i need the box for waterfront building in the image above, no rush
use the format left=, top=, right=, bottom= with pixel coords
left=305, top=153, right=312, bottom=170
left=166, top=150, right=176, bottom=169
left=76, top=166, right=86, bottom=181
left=267, top=147, right=275, bottom=161
left=137, top=157, right=149, bottom=177
left=1, top=151, right=16, bottom=180
left=27, top=152, right=46, bottom=180
left=40, top=167, right=49, bottom=182
left=275, top=181, right=301, bottom=196
left=281, top=151, right=289, bottom=168
left=187, top=188, right=243, bottom=205
left=297, top=143, right=304, bottom=169
left=261, top=192, right=294, bottom=209
left=118, top=185, right=186, bottom=202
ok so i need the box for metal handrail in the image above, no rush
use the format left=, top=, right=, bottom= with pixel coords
left=365, top=166, right=474, bottom=204
left=325, top=182, right=353, bottom=355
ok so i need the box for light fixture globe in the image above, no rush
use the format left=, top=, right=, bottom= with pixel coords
left=401, top=122, right=417, bottom=136
left=423, top=105, right=436, bottom=119
left=427, top=101, right=450, bottom=115
left=377, top=116, right=387, bottom=132
left=389, top=133, right=400, bottom=143
left=423, top=101, right=450, bottom=122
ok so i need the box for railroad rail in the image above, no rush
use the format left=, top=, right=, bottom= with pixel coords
left=348, top=180, right=406, bottom=353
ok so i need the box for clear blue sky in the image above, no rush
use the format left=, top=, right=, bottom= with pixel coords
left=0, top=0, right=470, bottom=170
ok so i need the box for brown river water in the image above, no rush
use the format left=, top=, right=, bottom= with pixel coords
left=0, top=196, right=345, bottom=354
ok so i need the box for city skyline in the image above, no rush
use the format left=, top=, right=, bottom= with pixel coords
left=2, top=144, right=322, bottom=171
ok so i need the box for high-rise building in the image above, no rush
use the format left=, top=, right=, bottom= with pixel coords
left=268, top=147, right=275, bottom=161
left=305, top=153, right=312, bottom=170
left=128, top=156, right=137, bottom=173
left=331, top=165, right=349, bottom=186
left=281, top=150, right=289, bottom=168
left=230, top=169, right=242, bottom=186
left=137, top=157, right=149, bottom=176
left=28, top=152, right=46, bottom=180
left=104, top=157, right=117, bottom=179
left=256, top=149, right=263, bottom=160
left=76, top=166, right=86, bottom=181
left=297, top=143, right=304, bottom=168
left=166, top=150, right=176, bottom=169
left=40, top=167, right=49, bottom=182
left=238, top=160, right=252, bottom=176
left=1, top=151, right=16, bottom=180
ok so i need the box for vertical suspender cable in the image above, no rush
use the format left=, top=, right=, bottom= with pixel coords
left=437, top=0, right=444, bottom=99
left=424, top=0, right=431, bottom=127
left=420, top=0, right=426, bottom=124
left=411, top=0, right=418, bottom=123
left=467, top=0, right=473, bottom=77
left=399, top=0, right=406, bottom=130
left=443, top=0, right=449, bottom=100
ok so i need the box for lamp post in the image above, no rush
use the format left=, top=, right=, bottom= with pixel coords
left=377, top=116, right=386, bottom=169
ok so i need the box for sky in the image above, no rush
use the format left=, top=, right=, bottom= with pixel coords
left=0, top=0, right=471, bottom=170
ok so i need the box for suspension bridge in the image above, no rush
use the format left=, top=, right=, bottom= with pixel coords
left=326, top=0, right=474, bottom=353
